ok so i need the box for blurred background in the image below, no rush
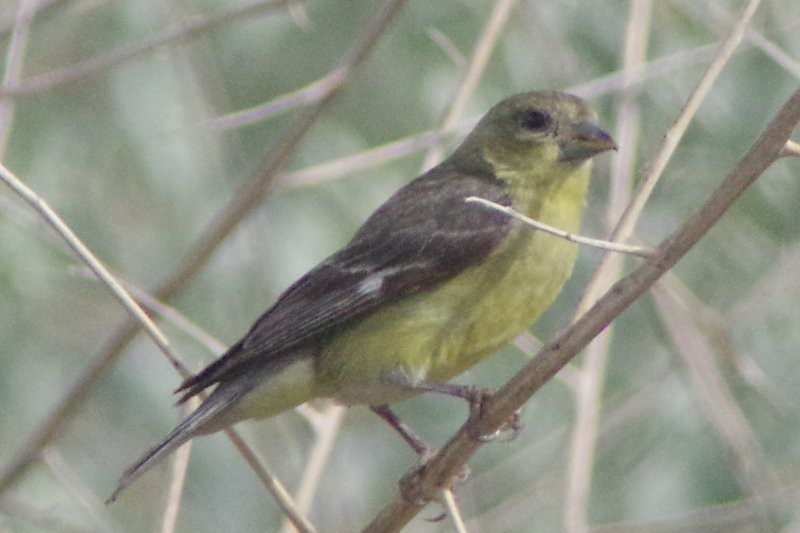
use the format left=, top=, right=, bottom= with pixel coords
left=0, top=0, right=799, bottom=531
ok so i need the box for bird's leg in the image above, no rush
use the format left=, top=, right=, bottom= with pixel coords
left=409, top=382, right=522, bottom=442
left=370, top=404, right=433, bottom=457
left=372, top=403, right=470, bottom=510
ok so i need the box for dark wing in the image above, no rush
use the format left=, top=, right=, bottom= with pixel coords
left=176, top=165, right=513, bottom=401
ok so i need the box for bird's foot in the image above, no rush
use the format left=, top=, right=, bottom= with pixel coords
left=407, top=382, right=523, bottom=442
left=461, top=387, right=522, bottom=443
left=398, top=453, right=471, bottom=507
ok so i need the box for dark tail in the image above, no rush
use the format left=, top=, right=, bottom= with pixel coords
left=107, top=384, right=242, bottom=503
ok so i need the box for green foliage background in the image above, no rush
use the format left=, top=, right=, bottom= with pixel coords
left=0, top=0, right=799, bottom=531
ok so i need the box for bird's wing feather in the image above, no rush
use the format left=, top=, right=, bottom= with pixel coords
left=176, top=167, right=514, bottom=401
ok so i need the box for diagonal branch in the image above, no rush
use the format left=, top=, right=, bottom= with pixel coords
left=0, top=0, right=408, bottom=503
left=0, top=0, right=292, bottom=98
left=363, top=86, right=800, bottom=533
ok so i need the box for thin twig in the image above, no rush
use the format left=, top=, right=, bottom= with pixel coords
left=0, top=161, right=316, bottom=527
left=155, top=0, right=230, bottom=176
left=222, top=428, right=317, bottom=533
left=0, top=0, right=291, bottom=98
left=563, top=1, right=766, bottom=525
left=0, top=493, right=100, bottom=532
left=153, top=0, right=409, bottom=303
left=564, top=1, right=652, bottom=531
left=78, top=270, right=228, bottom=356
left=0, top=162, right=178, bottom=367
left=279, top=405, right=346, bottom=533
left=421, top=0, right=518, bottom=169
left=159, top=401, right=197, bottom=533
left=425, top=28, right=468, bottom=71
left=274, top=130, right=450, bottom=191
left=0, top=0, right=37, bottom=155
left=705, top=0, right=800, bottom=79
left=570, top=19, right=800, bottom=100
left=0, top=0, right=408, bottom=510
left=781, top=138, right=800, bottom=157
left=465, top=196, right=653, bottom=258
left=652, top=279, right=779, bottom=507
left=362, top=85, right=800, bottom=533
left=0, top=0, right=59, bottom=38
left=591, top=496, right=785, bottom=532
left=201, top=67, right=349, bottom=131
left=42, top=449, right=118, bottom=533
left=601, top=0, right=765, bottom=250
left=441, top=489, right=468, bottom=533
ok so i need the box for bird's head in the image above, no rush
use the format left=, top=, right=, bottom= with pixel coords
left=460, top=91, right=617, bottom=176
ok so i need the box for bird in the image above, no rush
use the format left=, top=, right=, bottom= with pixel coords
left=109, top=90, right=616, bottom=501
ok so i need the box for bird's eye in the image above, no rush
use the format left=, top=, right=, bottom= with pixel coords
left=519, top=109, right=551, bottom=131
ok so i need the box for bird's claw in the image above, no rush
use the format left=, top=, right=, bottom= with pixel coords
left=399, top=463, right=429, bottom=506
left=398, top=454, right=471, bottom=507
left=463, top=388, right=523, bottom=442
left=493, top=408, right=522, bottom=442
left=425, top=511, right=448, bottom=523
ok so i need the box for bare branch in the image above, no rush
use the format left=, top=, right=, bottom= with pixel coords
left=441, top=488, right=468, bottom=533
left=781, top=138, right=800, bottom=157
left=564, top=1, right=653, bottom=530
left=0, top=162, right=177, bottom=368
left=652, top=280, right=778, bottom=505
left=362, top=86, right=800, bottom=533
left=0, top=0, right=408, bottom=514
left=0, top=0, right=36, bottom=155
left=0, top=0, right=292, bottom=98
left=421, top=0, right=518, bottom=169
left=465, top=196, right=653, bottom=258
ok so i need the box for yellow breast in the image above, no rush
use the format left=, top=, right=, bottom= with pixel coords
left=316, top=161, right=590, bottom=405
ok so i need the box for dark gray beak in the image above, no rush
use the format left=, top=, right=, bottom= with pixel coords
left=560, top=121, right=617, bottom=162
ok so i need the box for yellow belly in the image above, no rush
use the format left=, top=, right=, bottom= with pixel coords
left=315, top=165, right=589, bottom=406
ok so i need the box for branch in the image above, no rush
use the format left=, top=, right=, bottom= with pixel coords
left=565, top=0, right=765, bottom=527
left=564, top=0, right=653, bottom=529
left=464, top=196, right=653, bottom=258
left=781, top=138, right=800, bottom=157
left=0, top=0, right=408, bottom=509
left=421, top=0, right=518, bottom=168
left=0, top=163, right=177, bottom=369
left=0, top=0, right=291, bottom=98
left=362, top=87, right=800, bottom=533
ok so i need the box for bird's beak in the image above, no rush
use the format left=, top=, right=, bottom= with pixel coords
left=559, top=121, right=617, bottom=162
